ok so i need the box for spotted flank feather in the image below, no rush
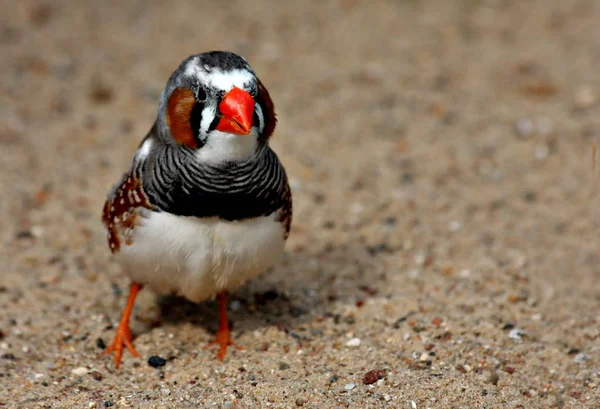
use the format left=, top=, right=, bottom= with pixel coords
left=102, top=165, right=154, bottom=253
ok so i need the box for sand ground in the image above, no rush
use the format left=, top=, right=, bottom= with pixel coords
left=1, top=0, right=599, bottom=408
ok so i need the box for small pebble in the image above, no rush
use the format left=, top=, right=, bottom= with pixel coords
left=363, top=369, right=385, bottom=385
left=148, top=355, right=167, bottom=368
left=574, top=353, right=588, bottom=363
left=508, top=328, right=527, bottom=340
left=515, top=117, right=534, bottom=138
left=278, top=362, right=290, bottom=370
left=448, top=220, right=462, bottom=232
left=459, top=269, right=471, bottom=278
left=295, top=397, right=307, bottom=406
left=346, top=337, right=361, bottom=347
left=344, top=382, right=356, bottom=391
left=376, top=379, right=385, bottom=386
left=90, top=371, right=103, bottom=381
left=411, top=400, right=417, bottom=408
left=88, top=402, right=97, bottom=408
left=71, top=367, right=88, bottom=376
left=230, top=300, right=242, bottom=311
left=96, top=338, right=106, bottom=350
left=328, top=374, right=339, bottom=384
left=384, top=394, right=391, bottom=401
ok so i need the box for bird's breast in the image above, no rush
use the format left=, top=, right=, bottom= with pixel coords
left=113, top=209, right=287, bottom=302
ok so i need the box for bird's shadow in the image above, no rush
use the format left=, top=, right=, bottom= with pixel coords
left=150, top=236, right=390, bottom=340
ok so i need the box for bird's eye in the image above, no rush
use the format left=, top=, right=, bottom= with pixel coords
left=197, top=88, right=207, bottom=102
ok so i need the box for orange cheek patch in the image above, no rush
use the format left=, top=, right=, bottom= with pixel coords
left=166, top=87, right=198, bottom=149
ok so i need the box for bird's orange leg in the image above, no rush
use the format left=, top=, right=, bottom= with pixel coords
left=204, top=291, right=240, bottom=360
left=104, top=282, right=142, bottom=368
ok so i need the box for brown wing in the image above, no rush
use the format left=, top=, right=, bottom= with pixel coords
left=278, top=177, right=293, bottom=240
left=102, top=168, right=154, bottom=253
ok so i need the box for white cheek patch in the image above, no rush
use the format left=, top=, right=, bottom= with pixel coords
left=200, top=106, right=216, bottom=133
left=254, top=103, right=264, bottom=133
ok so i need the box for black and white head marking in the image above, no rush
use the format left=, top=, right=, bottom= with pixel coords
left=155, top=52, right=269, bottom=161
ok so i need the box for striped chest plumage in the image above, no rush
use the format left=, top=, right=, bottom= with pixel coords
left=101, top=134, right=292, bottom=302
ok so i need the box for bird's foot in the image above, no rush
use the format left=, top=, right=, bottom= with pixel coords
left=204, top=325, right=239, bottom=361
left=203, top=291, right=243, bottom=360
left=104, top=321, right=139, bottom=368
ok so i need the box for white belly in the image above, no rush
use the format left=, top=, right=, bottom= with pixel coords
left=114, top=210, right=286, bottom=302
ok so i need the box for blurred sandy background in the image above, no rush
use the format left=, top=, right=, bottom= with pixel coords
left=1, top=0, right=599, bottom=408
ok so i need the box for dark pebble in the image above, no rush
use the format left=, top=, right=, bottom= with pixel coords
left=567, top=348, right=580, bottom=355
left=295, top=397, right=307, bottom=406
left=89, top=82, right=114, bottom=104
left=248, top=374, right=256, bottom=381
left=147, top=355, right=167, bottom=368
left=383, top=216, right=397, bottom=226
left=363, top=369, right=385, bottom=385
left=323, top=220, right=336, bottom=229
left=289, top=306, right=308, bottom=318
left=263, top=289, right=279, bottom=301
left=366, top=243, right=392, bottom=256
left=393, top=312, right=415, bottom=329
left=2, top=353, right=16, bottom=360
left=328, top=374, right=339, bottom=384
left=96, top=338, right=106, bottom=350
left=111, top=283, right=122, bottom=298
left=233, top=389, right=243, bottom=399
left=90, top=371, right=103, bottom=381
left=279, top=362, right=290, bottom=370
left=105, top=401, right=113, bottom=407
left=16, top=230, right=34, bottom=239
left=523, top=191, right=537, bottom=202
left=288, top=331, right=302, bottom=341
left=310, top=328, right=324, bottom=337
left=402, top=173, right=414, bottom=184
left=502, top=323, right=515, bottom=330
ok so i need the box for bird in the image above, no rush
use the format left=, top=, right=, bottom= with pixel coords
left=100, top=51, right=292, bottom=368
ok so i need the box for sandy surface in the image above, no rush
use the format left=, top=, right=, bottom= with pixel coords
left=1, top=0, right=599, bottom=408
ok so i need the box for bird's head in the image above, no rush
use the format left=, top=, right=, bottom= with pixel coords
left=156, top=51, right=276, bottom=162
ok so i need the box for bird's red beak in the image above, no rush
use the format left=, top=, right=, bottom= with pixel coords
left=216, top=87, right=255, bottom=135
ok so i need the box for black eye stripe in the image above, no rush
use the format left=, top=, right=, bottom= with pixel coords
left=190, top=101, right=204, bottom=140
left=208, top=114, right=220, bottom=132
left=197, top=88, right=207, bottom=102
